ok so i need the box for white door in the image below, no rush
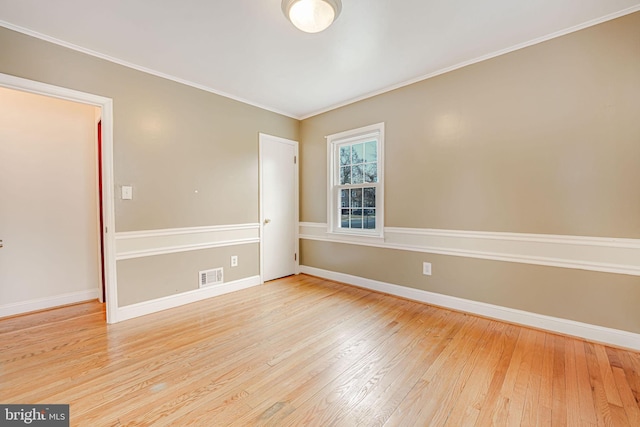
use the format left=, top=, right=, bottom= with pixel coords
left=260, top=134, right=298, bottom=282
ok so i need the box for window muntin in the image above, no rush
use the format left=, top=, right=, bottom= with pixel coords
left=327, top=123, right=384, bottom=237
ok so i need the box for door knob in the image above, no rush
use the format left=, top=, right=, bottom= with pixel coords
left=264, top=219, right=271, bottom=224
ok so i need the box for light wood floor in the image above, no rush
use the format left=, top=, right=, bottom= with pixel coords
left=1, top=275, right=639, bottom=426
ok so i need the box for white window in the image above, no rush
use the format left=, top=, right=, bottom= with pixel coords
left=327, top=122, right=384, bottom=238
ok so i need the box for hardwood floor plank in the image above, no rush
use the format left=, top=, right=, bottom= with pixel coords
left=595, top=345, right=624, bottom=407
left=539, top=333, right=556, bottom=415
left=520, top=329, right=546, bottom=426
left=1, top=274, right=639, bottom=426
left=471, top=323, right=521, bottom=426
left=584, top=342, right=627, bottom=426
left=617, top=349, right=640, bottom=403
left=575, top=340, right=600, bottom=425
left=551, top=334, right=568, bottom=427
left=564, top=336, right=582, bottom=426
left=442, top=321, right=511, bottom=426
left=505, top=328, right=538, bottom=426
left=612, top=366, right=640, bottom=426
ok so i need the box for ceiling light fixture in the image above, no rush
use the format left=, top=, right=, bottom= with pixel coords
left=282, top=0, right=342, bottom=33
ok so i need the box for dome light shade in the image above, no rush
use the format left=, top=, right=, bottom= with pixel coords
left=282, top=0, right=342, bottom=33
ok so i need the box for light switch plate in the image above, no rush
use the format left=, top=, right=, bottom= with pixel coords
left=121, top=186, right=133, bottom=200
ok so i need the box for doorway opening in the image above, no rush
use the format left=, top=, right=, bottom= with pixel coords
left=0, top=73, right=117, bottom=323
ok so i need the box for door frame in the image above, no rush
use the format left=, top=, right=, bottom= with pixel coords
left=258, top=133, right=299, bottom=283
left=0, top=73, right=118, bottom=323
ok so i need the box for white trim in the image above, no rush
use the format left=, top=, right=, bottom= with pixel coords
left=0, top=290, right=99, bottom=319
left=116, top=275, right=261, bottom=322
left=116, top=223, right=259, bottom=239
left=326, top=125, right=382, bottom=143
left=116, top=238, right=260, bottom=260
left=259, top=134, right=300, bottom=282
left=115, top=224, right=260, bottom=260
left=300, top=266, right=640, bottom=351
left=305, top=221, right=387, bottom=247
left=0, top=73, right=118, bottom=324
left=0, top=21, right=297, bottom=120
left=300, top=223, right=640, bottom=276
left=386, top=227, right=640, bottom=249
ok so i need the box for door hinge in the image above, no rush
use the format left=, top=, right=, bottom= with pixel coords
left=294, top=156, right=297, bottom=164
left=294, top=253, right=297, bottom=261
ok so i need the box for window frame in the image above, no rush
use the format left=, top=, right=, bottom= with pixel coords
left=327, top=122, right=385, bottom=239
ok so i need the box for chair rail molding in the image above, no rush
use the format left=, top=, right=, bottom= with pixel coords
left=299, top=222, right=640, bottom=276
left=116, top=223, right=260, bottom=260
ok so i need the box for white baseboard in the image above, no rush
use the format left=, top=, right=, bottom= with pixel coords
left=116, top=275, right=262, bottom=322
left=0, top=289, right=99, bottom=318
left=300, top=266, right=640, bottom=351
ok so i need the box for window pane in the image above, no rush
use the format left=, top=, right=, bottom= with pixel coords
left=352, top=165, right=363, bottom=184
left=340, top=146, right=351, bottom=166
left=364, top=163, right=377, bottom=183
left=363, top=209, right=376, bottom=229
left=365, top=140, right=377, bottom=163
left=341, top=189, right=349, bottom=208
left=352, top=143, right=364, bottom=164
left=351, top=209, right=363, bottom=229
left=350, top=188, right=362, bottom=207
left=363, top=187, right=376, bottom=208
left=340, top=166, right=351, bottom=185
left=340, top=209, right=349, bottom=228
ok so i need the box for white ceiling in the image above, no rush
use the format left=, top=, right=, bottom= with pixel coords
left=1, top=0, right=639, bottom=119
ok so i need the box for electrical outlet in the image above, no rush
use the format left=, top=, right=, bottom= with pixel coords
left=423, top=262, right=432, bottom=276
left=231, top=255, right=238, bottom=267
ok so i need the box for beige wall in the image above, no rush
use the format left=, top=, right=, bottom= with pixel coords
left=0, top=26, right=298, bottom=307
left=301, top=12, right=640, bottom=238
left=299, top=13, right=640, bottom=332
left=117, top=244, right=259, bottom=306
left=0, top=87, right=99, bottom=305
left=0, top=28, right=298, bottom=232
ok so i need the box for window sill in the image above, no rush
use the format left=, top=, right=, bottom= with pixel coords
left=326, top=230, right=385, bottom=245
